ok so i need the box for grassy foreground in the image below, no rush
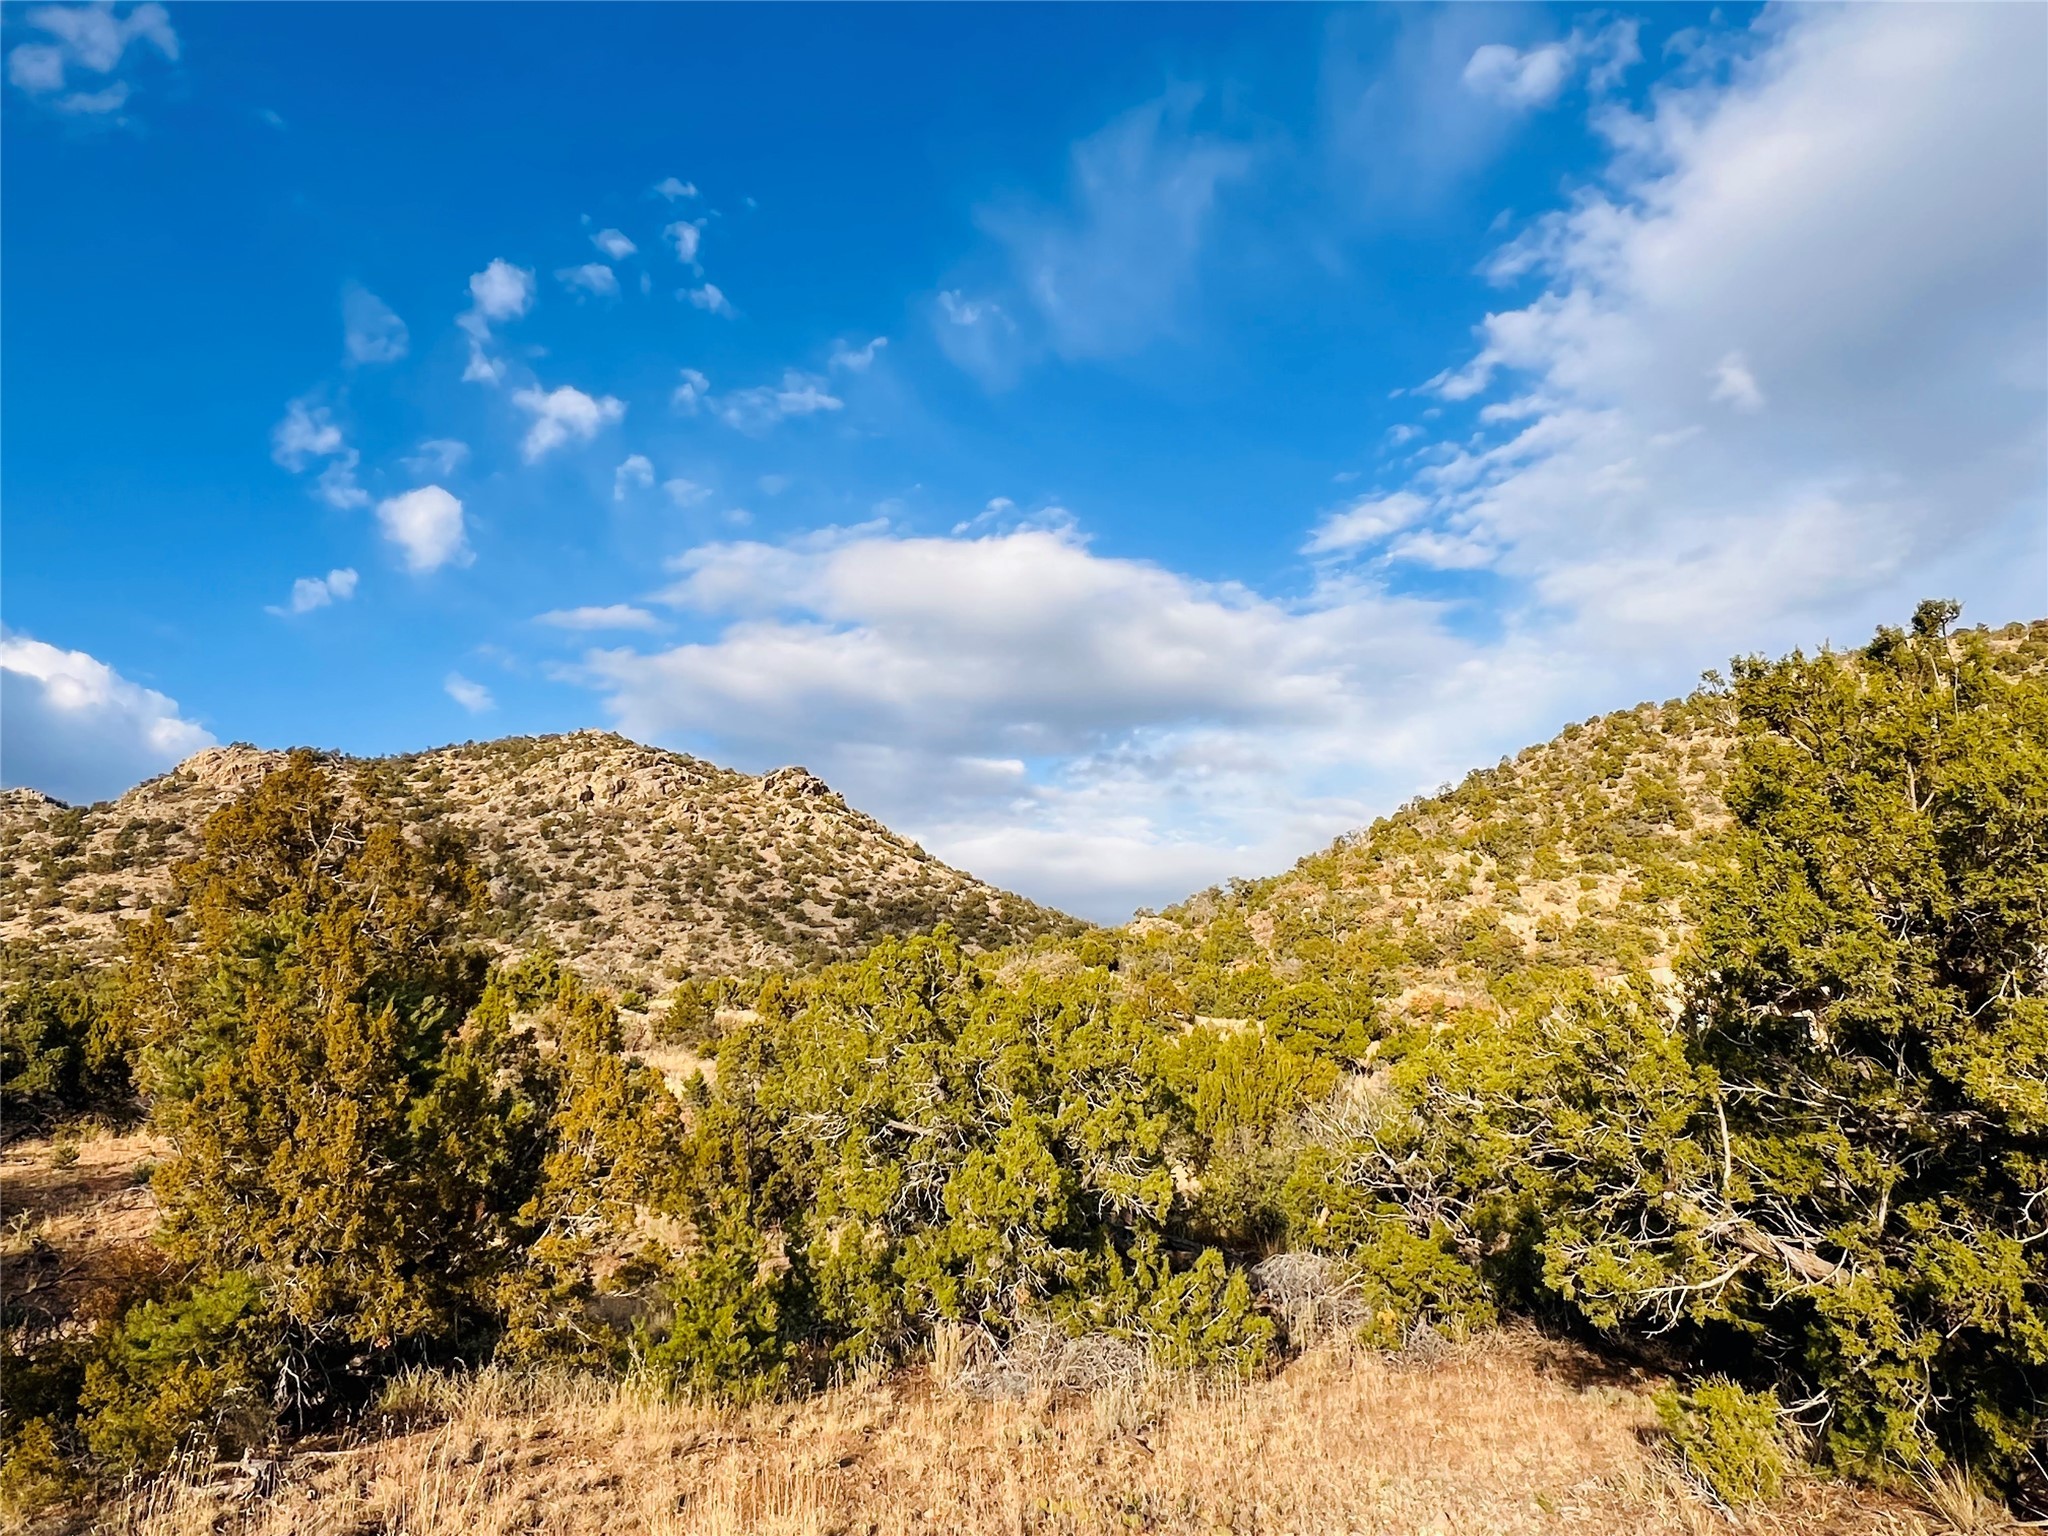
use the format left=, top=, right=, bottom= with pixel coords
left=94, top=1341, right=1922, bottom=1536
left=3, top=1132, right=1944, bottom=1536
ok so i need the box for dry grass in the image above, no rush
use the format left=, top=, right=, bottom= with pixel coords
left=71, top=1333, right=1925, bottom=1536
left=2, top=1129, right=169, bottom=1345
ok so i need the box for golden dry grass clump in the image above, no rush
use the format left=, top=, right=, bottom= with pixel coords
left=89, top=1336, right=1921, bottom=1536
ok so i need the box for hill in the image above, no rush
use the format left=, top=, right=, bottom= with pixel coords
left=0, top=730, right=1082, bottom=985
left=1127, top=617, right=2048, bottom=1023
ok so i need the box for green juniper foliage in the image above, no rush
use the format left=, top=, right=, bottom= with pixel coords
left=3, top=607, right=2042, bottom=1516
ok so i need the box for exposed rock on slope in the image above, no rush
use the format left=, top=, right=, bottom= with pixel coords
left=0, top=731, right=1082, bottom=984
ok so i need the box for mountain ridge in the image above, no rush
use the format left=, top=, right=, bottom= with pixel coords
left=0, top=729, right=1084, bottom=984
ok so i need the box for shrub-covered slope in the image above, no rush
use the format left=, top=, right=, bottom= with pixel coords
left=0, top=730, right=1082, bottom=984
left=1131, top=618, right=2048, bottom=1024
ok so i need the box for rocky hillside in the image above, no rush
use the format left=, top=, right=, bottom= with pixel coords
left=0, top=731, right=1083, bottom=986
left=1128, top=618, right=2048, bottom=1019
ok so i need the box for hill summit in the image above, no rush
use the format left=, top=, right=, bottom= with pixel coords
left=0, top=730, right=1081, bottom=984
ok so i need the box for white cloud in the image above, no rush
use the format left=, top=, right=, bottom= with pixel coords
left=315, top=453, right=369, bottom=510
left=7, top=43, right=66, bottom=93
left=709, top=371, right=842, bottom=433
left=569, top=521, right=1511, bottom=918
left=0, top=633, right=213, bottom=804
left=376, top=485, right=470, bottom=573
left=653, top=176, right=699, bottom=201
left=444, top=672, right=494, bottom=713
left=663, top=477, right=711, bottom=508
left=461, top=343, right=506, bottom=387
left=684, top=282, right=735, bottom=317
left=1304, top=492, right=1430, bottom=554
left=272, top=397, right=369, bottom=508
left=614, top=454, right=655, bottom=501
left=967, top=89, right=1254, bottom=368
left=271, top=398, right=345, bottom=471
left=1708, top=352, right=1765, bottom=413
left=829, top=336, right=888, bottom=372
left=53, top=79, right=125, bottom=113
left=933, top=290, right=1020, bottom=386
left=556, top=262, right=619, bottom=298
left=343, top=286, right=409, bottom=364
left=511, top=384, right=627, bottom=462
left=1368, top=2, right=2047, bottom=658
left=562, top=9, right=2044, bottom=918
left=672, top=368, right=711, bottom=414
left=465, top=258, right=534, bottom=324
left=7, top=1, right=177, bottom=116
left=459, top=259, right=534, bottom=383
left=536, top=604, right=662, bottom=633
left=591, top=227, right=637, bottom=260
left=405, top=438, right=470, bottom=477
left=267, top=567, right=359, bottom=616
left=1462, top=22, right=1642, bottom=109
left=665, top=219, right=704, bottom=265
left=1463, top=43, right=1573, bottom=108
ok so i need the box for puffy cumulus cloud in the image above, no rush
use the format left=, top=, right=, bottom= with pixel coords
left=652, top=176, right=698, bottom=202
left=556, top=262, right=618, bottom=298
left=459, top=259, right=535, bottom=385
left=267, top=567, right=358, bottom=617
left=465, top=259, right=534, bottom=325
left=512, top=383, right=626, bottom=462
left=536, top=604, right=662, bottom=633
left=0, top=633, right=213, bottom=804
left=566, top=522, right=1549, bottom=918
left=343, top=286, right=408, bottom=364
left=7, top=1, right=177, bottom=117
left=613, top=453, right=655, bottom=502
left=375, top=485, right=470, bottom=573
left=590, top=227, right=636, bottom=260
left=270, top=398, right=344, bottom=471
left=444, top=672, right=494, bottom=713
left=1359, top=3, right=2047, bottom=661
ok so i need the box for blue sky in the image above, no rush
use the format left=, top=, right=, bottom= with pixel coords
left=4, top=2, right=2045, bottom=919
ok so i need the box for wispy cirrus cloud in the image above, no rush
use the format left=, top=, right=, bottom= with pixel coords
left=343, top=286, right=408, bottom=364
left=937, top=89, right=1255, bottom=383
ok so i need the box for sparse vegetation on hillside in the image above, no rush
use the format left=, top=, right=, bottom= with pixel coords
left=1, top=608, right=2041, bottom=1529
left=0, top=732, right=1082, bottom=989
